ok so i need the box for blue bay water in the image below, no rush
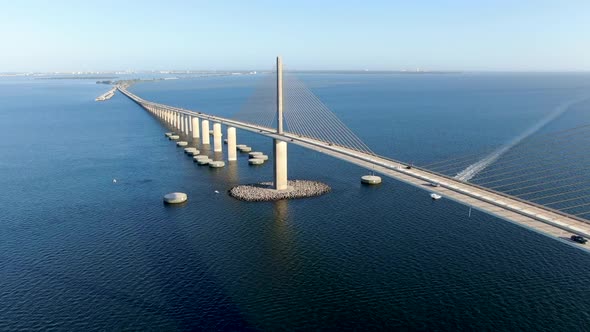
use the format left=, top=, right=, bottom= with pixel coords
left=1, top=73, right=590, bottom=330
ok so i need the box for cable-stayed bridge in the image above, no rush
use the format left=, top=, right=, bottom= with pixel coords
left=116, top=57, right=590, bottom=250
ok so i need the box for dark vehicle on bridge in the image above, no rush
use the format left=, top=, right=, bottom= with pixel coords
left=405, top=164, right=412, bottom=169
left=571, top=235, right=587, bottom=244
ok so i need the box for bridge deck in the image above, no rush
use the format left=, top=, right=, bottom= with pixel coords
left=118, top=87, right=590, bottom=251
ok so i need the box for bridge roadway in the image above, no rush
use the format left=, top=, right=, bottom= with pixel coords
left=119, top=87, right=590, bottom=250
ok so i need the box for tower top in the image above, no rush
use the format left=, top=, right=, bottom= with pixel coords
left=276, top=57, right=283, bottom=134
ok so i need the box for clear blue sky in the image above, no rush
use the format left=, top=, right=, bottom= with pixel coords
left=1, top=0, right=589, bottom=72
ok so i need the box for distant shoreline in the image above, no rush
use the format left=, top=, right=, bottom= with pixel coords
left=34, top=76, right=119, bottom=80
left=288, top=70, right=461, bottom=74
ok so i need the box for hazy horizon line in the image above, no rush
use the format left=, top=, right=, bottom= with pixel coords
left=2, top=69, right=590, bottom=75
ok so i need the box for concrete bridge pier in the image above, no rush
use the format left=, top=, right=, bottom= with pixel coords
left=192, top=117, right=200, bottom=138
left=184, top=115, right=189, bottom=135
left=175, top=113, right=180, bottom=129
left=227, top=127, right=237, bottom=161
left=274, top=139, right=288, bottom=190
left=201, top=120, right=210, bottom=145
left=213, top=123, right=222, bottom=152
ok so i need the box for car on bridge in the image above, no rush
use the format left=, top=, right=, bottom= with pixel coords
left=571, top=235, right=587, bottom=244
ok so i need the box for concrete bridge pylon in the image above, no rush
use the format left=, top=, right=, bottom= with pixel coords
left=274, top=56, right=288, bottom=191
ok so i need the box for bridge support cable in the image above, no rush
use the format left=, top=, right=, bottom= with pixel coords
left=422, top=123, right=590, bottom=178
left=286, top=77, right=370, bottom=152
left=427, top=128, right=590, bottom=178
left=476, top=169, right=590, bottom=219
left=474, top=154, right=590, bottom=186
left=426, top=154, right=491, bottom=173
left=471, top=135, right=590, bottom=178
left=289, top=72, right=370, bottom=152
left=558, top=201, right=590, bottom=212
left=284, top=75, right=356, bottom=149
left=283, top=84, right=319, bottom=140
left=282, top=73, right=375, bottom=155
left=575, top=210, right=590, bottom=216
left=490, top=167, right=590, bottom=192
left=455, top=96, right=590, bottom=182
left=231, top=72, right=277, bottom=129
left=421, top=147, right=500, bottom=169
left=421, top=123, right=590, bottom=171
left=467, top=134, right=590, bottom=201
left=543, top=194, right=590, bottom=207
left=524, top=186, right=590, bottom=201
left=423, top=131, right=590, bottom=215
left=283, top=77, right=333, bottom=143
left=473, top=149, right=590, bottom=182
left=498, top=171, right=590, bottom=194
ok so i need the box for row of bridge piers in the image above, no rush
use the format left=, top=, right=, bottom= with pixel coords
left=148, top=107, right=234, bottom=159
left=141, top=103, right=288, bottom=191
